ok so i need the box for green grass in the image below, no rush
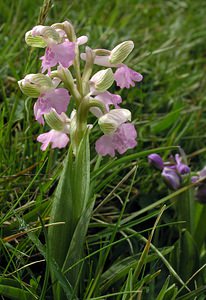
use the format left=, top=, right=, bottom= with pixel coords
left=1, top=0, right=206, bottom=299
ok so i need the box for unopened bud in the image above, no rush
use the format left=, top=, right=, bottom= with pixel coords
left=109, top=41, right=134, bottom=64
left=91, top=68, right=114, bottom=92
left=18, top=74, right=53, bottom=97
left=44, top=109, right=70, bottom=132
left=98, top=109, right=131, bottom=134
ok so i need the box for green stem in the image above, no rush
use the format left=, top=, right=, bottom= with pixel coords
left=73, top=45, right=83, bottom=96
left=82, top=47, right=95, bottom=94
left=76, top=98, right=89, bottom=141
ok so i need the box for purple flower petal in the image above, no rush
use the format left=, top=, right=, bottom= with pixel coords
left=114, top=64, right=143, bottom=89
left=162, top=167, right=181, bottom=190
left=34, top=88, right=70, bottom=124
left=41, top=41, right=75, bottom=73
left=148, top=153, right=164, bottom=170
left=95, top=123, right=137, bottom=157
left=199, top=167, right=206, bottom=178
left=37, top=129, right=69, bottom=151
left=175, top=154, right=190, bottom=175
left=191, top=176, right=199, bottom=183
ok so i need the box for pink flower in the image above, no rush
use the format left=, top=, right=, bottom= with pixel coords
left=37, top=129, right=69, bottom=151
left=34, top=88, right=70, bottom=124
left=95, top=91, right=122, bottom=111
left=41, top=41, right=75, bottom=73
left=95, top=123, right=137, bottom=157
left=114, top=64, right=143, bottom=89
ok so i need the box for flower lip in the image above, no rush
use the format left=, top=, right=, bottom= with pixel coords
left=40, top=40, right=76, bottom=73
left=33, top=88, right=70, bottom=124
left=37, top=129, right=69, bottom=151
left=114, top=65, right=143, bottom=89
left=95, top=123, right=137, bottom=157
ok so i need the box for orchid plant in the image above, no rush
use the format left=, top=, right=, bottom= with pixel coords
left=18, top=20, right=142, bottom=299
left=19, top=21, right=142, bottom=156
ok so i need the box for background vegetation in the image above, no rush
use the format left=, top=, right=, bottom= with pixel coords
left=1, top=0, right=206, bottom=299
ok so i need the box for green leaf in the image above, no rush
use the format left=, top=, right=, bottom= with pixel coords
left=156, top=276, right=170, bottom=300
left=151, top=108, right=182, bottom=134
left=176, top=286, right=206, bottom=300
left=134, top=270, right=161, bottom=291
left=163, top=284, right=178, bottom=300
left=27, top=227, right=75, bottom=300
left=0, top=284, right=36, bottom=300
left=132, top=206, right=166, bottom=282
left=48, top=148, right=74, bottom=271
left=100, top=247, right=173, bottom=292
left=62, top=197, right=95, bottom=294
left=170, top=230, right=199, bottom=283
left=48, top=129, right=91, bottom=298
left=62, top=129, right=92, bottom=289
left=122, top=268, right=133, bottom=300
left=194, top=205, right=206, bottom=249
